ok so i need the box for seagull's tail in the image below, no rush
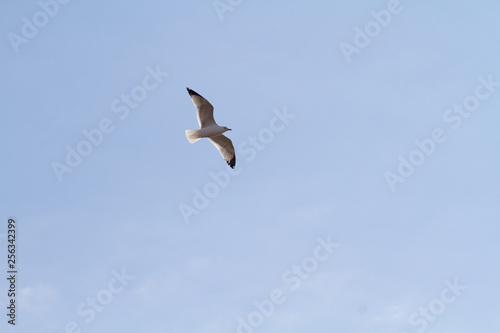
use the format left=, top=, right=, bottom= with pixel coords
left=185, top=130, right=201, bottom=144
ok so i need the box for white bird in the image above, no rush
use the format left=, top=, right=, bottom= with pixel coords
left=185, top=87, right=236, bottom=168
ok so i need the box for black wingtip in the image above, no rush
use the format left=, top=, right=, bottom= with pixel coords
left=186, top=87, right=202, bottom=97
left=227, top=155, right=236, bottom=169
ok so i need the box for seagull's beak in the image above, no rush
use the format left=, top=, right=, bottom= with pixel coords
left=228, top=128, right=232, bottom=131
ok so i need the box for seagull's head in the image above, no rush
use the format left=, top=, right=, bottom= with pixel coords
left=223, top=126, right=232, bottom=132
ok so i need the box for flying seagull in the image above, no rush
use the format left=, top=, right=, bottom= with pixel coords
left=185, top=87, right=236, bottom=168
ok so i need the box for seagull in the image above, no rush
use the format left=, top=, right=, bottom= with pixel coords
left=185, top=87, right=236, bottom=168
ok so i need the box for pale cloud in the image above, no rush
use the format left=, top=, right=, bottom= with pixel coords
left=19, top=284, right=58, bottom=314
left=371, top=302, right=410, bottom=325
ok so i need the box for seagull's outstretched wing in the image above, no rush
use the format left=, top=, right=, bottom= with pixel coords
left=187, top=88, right=216, bottom=128
left=209, top=134, right=236, bottom=168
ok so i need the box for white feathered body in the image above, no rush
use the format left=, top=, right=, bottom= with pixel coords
left=185, top=125, right=229, bottom=143
left=185, top=87, right=236, bottom=168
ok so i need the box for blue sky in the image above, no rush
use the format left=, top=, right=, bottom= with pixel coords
left=1, top=1, right=499, bottom=332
